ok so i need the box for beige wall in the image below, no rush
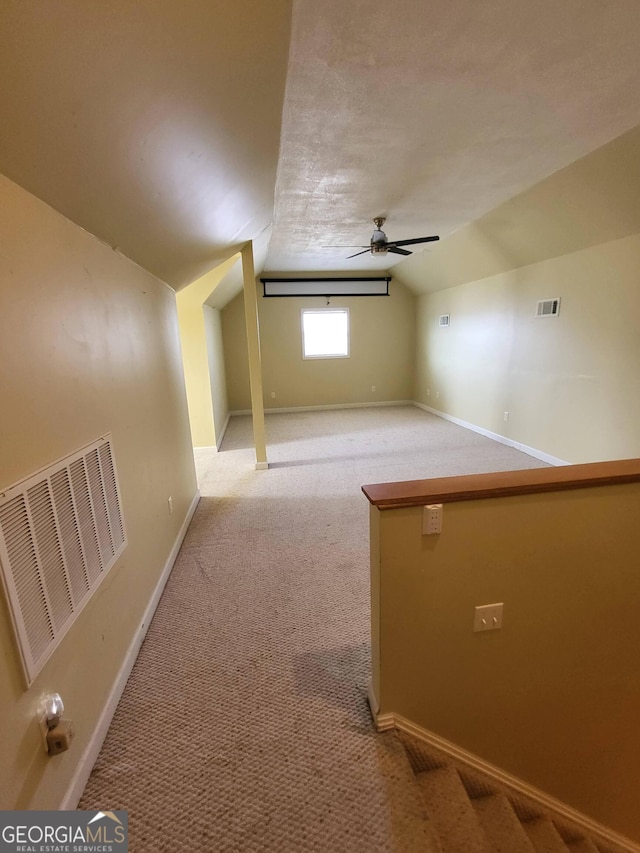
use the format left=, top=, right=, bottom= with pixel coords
left=410, top=124, right=640, bottom=465
left=0, top=174, right=197, bottom=809
left=177, top=297, right=216, bottom=447
left=203, top=305, right=229, bottom=449
left=371, top=480, right=640, bottom=841
left=415, top=233, right=640, bottom=463
left=221, top=291, right=251, bottom=412
left=223, top=281, right=416, bottom=410
left=177, top=254, right=239, bottom=448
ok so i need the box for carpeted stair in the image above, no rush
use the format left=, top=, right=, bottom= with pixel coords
left=398, top=732, right=630, bottom=853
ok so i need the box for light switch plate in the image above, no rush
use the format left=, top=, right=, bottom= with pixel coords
left=474, top=603, right=503, bottom=632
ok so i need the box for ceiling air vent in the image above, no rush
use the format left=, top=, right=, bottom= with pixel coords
left=0, top=436, right=126, bottom=685
left=439, top=314, right=450, bottom=327
left=535, top=298, right=561, bottom=318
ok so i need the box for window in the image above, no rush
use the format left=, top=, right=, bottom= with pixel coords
left=301, top=309, right=349, bottom=359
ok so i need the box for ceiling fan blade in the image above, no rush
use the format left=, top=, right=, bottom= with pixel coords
left=322, top=245, right=369, bottom=248
left=346, top=248, right=372, bottom=259
left=391, top=235, right=440, bottom=248
left=387, top=246, right=412, bottom=256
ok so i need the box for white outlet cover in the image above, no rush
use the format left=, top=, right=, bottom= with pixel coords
left=422, top=504, right=443, bottom=535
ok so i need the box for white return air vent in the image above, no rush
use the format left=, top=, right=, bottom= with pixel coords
left=439, top=314, right=450, bottom=327
left=0, top=436, right=126, bottom=685
left=536, top=298, right=561, bottom=317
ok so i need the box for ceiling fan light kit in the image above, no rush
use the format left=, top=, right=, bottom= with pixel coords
left=346, top=218, right=440, bottom=259
left=370, top=217, right=388, bottom=254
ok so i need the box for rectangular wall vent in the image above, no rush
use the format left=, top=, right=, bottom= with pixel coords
left=0, top=436, right=126, bottom=685
left=536, top=298, right=561, bottom=318
left=439, top=314, right=450, bottom=327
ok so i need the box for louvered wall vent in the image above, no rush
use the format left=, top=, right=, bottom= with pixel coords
left=0, top=436, right=126, bottom=685
left=536, top=298, right=561, bottom=317
left=439, top=314, right=450, bottom=327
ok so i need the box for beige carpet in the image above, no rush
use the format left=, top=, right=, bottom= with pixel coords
left=80, top=406, right=549, bottom=851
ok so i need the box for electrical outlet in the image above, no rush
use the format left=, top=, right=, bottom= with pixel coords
left=46, top=720, right=74, bottom=755
left=371, top=385, right=376, bottom=392
left=167, top=496, right=173, bottom=514
left=422, top=504, right=443, bottom=535
left=436, top=391, right=440, bottom=400
left=474, top=603, right=503, bottom=632
left=504, top=411, right=509, bottom=422
left=271, top=391, right=276, bottom=399
left=426, top=388, right=430, bottom=396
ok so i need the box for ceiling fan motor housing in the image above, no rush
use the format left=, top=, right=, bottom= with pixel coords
left=371, top=228, right=388, bottom=253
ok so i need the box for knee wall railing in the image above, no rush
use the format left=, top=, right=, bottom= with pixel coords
left=362, top=459, right=640, bottom=843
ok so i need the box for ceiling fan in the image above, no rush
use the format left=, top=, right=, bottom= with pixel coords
left=341, top=218, right=440, bottom=259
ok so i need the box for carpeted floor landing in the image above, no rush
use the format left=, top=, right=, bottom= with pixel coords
left=79, top=406, right=550, bottom=851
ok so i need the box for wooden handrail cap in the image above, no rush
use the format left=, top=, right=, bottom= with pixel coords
left=361, top=458, right=640, bottom=510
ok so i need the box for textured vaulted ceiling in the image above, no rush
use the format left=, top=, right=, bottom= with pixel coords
left=2, top=0, right=640, bottom=297
left=0, top=0, right=292, bottom=288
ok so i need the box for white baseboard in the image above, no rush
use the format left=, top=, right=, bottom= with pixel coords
left=60, top=490, right=201, bottom=809
left=191, top=413, right=231, bottom=452
left=366, top=679, right=380, bottom=718
left=412, top=401, right=569, bottom=467
left=230, top=400, right=413, bottom=417
left=230, top=401, right=569, bottom=468
left=376, top=711, right=639, bottom=853
left=216, top=412, right=231, bottom=450
left=366, top=681, right=395, bottom=732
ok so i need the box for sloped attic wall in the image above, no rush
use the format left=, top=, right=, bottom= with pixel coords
left=0, top=174, right=197, bottom=809
left=407, top=124, right=640, bottom=463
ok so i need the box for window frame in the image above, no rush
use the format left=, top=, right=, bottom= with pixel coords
left=300, top=308, right=350, bottom=360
